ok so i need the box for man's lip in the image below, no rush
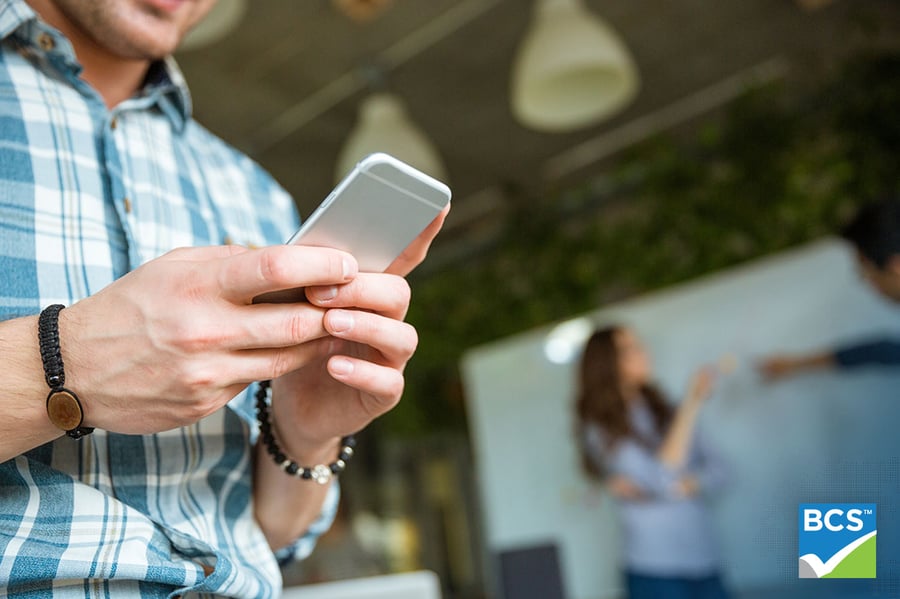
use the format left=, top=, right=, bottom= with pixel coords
left=141, top=0, right=187, bottom=14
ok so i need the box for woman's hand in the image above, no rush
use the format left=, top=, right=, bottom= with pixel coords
left=606, top=475, right=646, bottom=501
left=671, top=475, right=700, bottom=498
left=686, top=366, right=716, bottom=405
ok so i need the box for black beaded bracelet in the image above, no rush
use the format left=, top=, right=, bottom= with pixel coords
left=255, top=380, right=356, bottom=485
left=38, top=304, right=94, bottom=439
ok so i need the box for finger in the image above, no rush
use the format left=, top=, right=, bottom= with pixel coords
left=216, top=245, right=358, bottom=303
left=159, top=244, right=250, bottom=262
left=226, top=338, right=334, bottom=382
left=306, top=273, right=411, bottom=319
left=326, top=355, right=405, bottom=417
left=323, top=309, right=418, bottom=365
left=386, top=204, right=450, bottom=276
left=223, top=302, right=329, bottom=349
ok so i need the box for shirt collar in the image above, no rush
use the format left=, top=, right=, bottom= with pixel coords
left=0, top=0, right=33, bottom=40
left=0, top=0, right=193, bottom=131
left=141, top=56, right=194, bottom=132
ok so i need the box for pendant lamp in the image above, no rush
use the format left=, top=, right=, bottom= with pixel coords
left=335, top=93, right=447, bottom=183
left=511, top=0, right=639, bottom=132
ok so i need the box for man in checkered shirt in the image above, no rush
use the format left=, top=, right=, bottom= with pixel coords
left=0, top=0, right=448, bottom=596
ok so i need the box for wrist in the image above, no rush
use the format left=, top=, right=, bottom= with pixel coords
left=54, top=307, right=92, bottom=426
left=0, top=315, right=64, bottom=450
left=268, top=382, right=342, bottom=464
left=684, top=393, right=705, bottom=409
left=255, top=381, right=356, bottom=484
left=38, top=305, right=93, bottom=439
left=276, top=432, right=342, bottom=468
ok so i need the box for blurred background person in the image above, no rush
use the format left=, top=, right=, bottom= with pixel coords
left=575, top=326, right=730, bottom=599
left=760, top=199, right=900, bottom=380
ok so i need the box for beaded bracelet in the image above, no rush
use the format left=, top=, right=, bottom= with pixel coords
left=255, top=380, right=356, bottom=485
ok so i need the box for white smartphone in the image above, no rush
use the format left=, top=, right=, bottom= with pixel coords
left=288, top=152, right=451, bottom=272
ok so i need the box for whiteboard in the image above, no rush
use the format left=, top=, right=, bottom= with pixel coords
left=461, top=239, right=900, bottom=598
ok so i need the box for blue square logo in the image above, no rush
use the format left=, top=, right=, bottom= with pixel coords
left=798, top=503, right=876, bottom=578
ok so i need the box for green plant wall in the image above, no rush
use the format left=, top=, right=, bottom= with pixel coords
left=389, top=52, right=900, bottom=436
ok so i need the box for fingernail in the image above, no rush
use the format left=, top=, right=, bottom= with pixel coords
left=328, top=311, right=354, bottom=333
left=330, top=357, right=354, bottom=376
left=343, top=258, right=354, bottom=280
left=311, top=286, right=337, bottom=302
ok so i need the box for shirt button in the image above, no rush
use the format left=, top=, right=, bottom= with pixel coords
left=123, top=197, right=132, bottom=214
left=110, top=116, right=118, bottom=130
left=223, top=235, right=233, bottom=245
left=37, top=33, right=55, bottom=51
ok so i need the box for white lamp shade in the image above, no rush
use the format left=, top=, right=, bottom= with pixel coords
left=511, top=0, right=640, bottom=132
left=335, top=93, right=447, bottom=183
left=179, top=0, right=247, bottom=51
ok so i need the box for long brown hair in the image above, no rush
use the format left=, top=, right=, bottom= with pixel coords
left=575, top=326, right=673, bottom=479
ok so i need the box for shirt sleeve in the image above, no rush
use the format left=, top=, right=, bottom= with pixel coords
left=834, top=338, right=900, bottom=369
left=273, top=479, right=341, bottom=566
left=584, top=425, right=679, bottom=498
left=229, top=384, right=342, bottom=565
left=689, top=430, right=729, bottom=496
left=584, top=423, right=729, bottom=499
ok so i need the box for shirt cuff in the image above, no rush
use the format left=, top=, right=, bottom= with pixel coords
left=834, top=339, right=900, bottom=369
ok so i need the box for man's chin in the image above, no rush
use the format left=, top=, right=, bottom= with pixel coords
left=112, top=33, right=182, bottom=61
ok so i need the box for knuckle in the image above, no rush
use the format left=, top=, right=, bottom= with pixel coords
left=259, top=246, right=291, bottom=284
left=177, top=370, right=223, bottom=420
left=268, top=348, right=294, bottom=380
left=166, top=265, right=206, bottom=303
left=173, top=322, right=221, bottom=353
left=388, top=377, right=405, bottom=402
left=394, top=277, right=412, bottom=308
left=399, top=324, right=418, bottom=357
left=378, top=378, right=405, bottom=411
left=187, top=399, right=220, bottom=422
left=369, top=376, right=405, bottom=416
left=286, top=312, right=311, bottom=344
left=181, top=367, right=215, bottom=395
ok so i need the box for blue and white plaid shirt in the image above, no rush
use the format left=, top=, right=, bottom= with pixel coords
left=0, top=1, right=338, bottom=596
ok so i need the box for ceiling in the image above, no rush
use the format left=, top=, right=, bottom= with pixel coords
left=174, top=0, right=900, bottom=273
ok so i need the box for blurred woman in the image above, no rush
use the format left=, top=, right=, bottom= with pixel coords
left=575, top=326, right=730, bottom=599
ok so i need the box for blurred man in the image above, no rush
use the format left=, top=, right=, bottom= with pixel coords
left=0, top=0, right=447, bottom=595
left=760, top=199, right=900, bottom=379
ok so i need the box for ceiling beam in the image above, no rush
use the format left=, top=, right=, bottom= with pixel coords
left=249, top=0, right=505, bottom=154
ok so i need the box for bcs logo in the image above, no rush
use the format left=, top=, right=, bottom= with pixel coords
left=799, top=503, right=876, bottom=579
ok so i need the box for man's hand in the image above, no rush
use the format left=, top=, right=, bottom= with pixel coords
left=266, top=205, right=450, bottom=462
left=758, top=356, right=802, bottom=380
left=252, top=206, right=449, bottom=551
left=385, top=204, right=449, bottom=277
left=59, top=244, right=359, bottom=434
left=757, top=351, right=835, bottom=381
